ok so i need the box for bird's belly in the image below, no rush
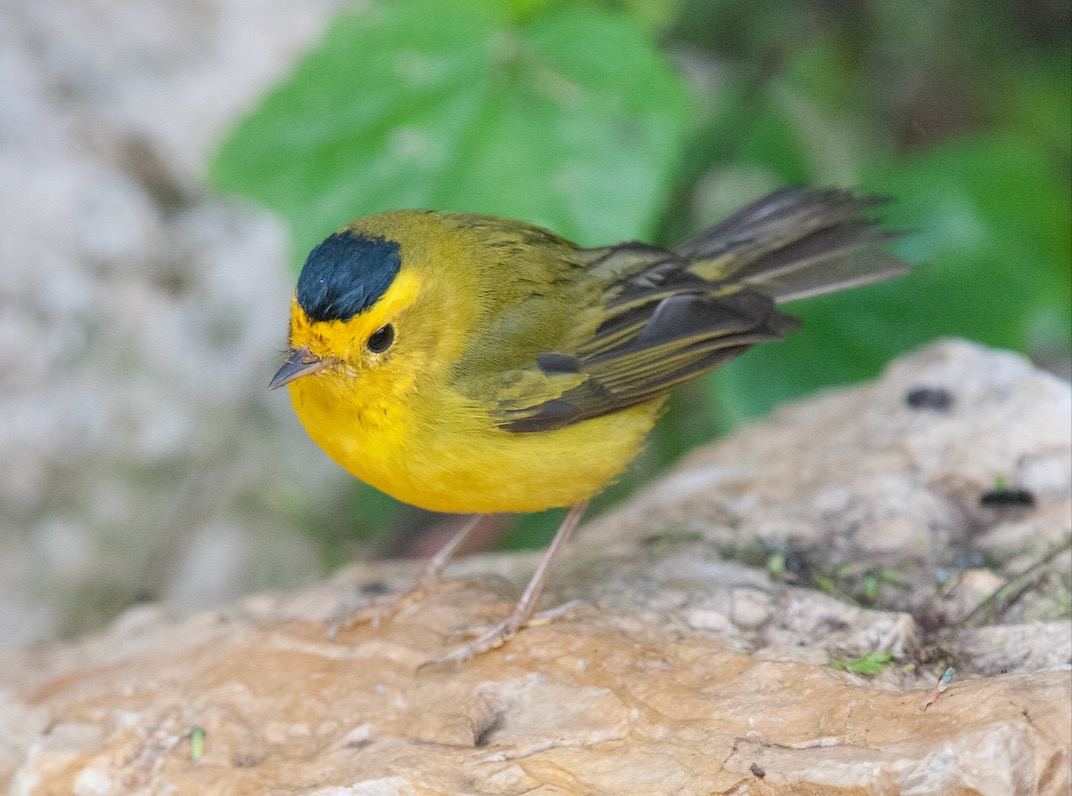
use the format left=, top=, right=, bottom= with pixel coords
left=393, top=404, right=663, bottom=513
left=289, top=379, right=663, bottom=514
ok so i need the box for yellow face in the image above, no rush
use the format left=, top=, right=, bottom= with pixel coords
left=271, top=268, right=439, bottom=482
left=284, top=267, right=423, bottom=384
left=272, top=213, right=483, bottom=401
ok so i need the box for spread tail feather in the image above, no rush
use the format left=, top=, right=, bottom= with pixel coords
left=676, top=187, right=910, bottom=304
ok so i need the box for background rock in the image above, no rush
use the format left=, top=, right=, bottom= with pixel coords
left=584, top=340, right=1072, bottom=639
left=1, top=340, right=1069, bottom=794
left=0, top=0, right=353, bottom=643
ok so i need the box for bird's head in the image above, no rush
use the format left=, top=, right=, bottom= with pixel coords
left=270, top=213, right=474, bottom=400
left=270, top=227, right=409, bottom=390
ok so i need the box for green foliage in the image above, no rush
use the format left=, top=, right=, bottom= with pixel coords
left=189, top=726, right=206, bottom=761
left=212, top=0, right=689, bottom=255
left=830, top=651, right=895, bottom=676
left=212, top=0, right=1071, bottom=555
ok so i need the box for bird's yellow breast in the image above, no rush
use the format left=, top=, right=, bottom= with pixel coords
left=287, top=371, right=663, bottom=514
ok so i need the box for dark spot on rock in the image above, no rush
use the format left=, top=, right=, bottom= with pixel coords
left=360, top=581, right=391, bottom=597
left=980, top=488, right=1036, bottom=509
left=474, top=711, right=504, bottom=747
left=783, top=550, right=811, bottom=580
left=905, top=386, right=954, bottom=411
left=750, top=763, right=766, bottom=777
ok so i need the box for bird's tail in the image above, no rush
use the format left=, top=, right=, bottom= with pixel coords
left=675, top=187, right=909, bottom=303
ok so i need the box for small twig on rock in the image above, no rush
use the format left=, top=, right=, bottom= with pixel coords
left=920, top=667, right=955, bottom=711
left=961, top=536, right=1072, bottom=627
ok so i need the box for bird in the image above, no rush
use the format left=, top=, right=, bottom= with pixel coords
left=269, top=187, right=908, bottom=667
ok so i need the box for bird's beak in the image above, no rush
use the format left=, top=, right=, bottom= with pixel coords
left=269, top=347, right=329, bottom=390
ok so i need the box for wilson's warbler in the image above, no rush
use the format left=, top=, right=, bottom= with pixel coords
left=270, top=187, right=907, bottom=666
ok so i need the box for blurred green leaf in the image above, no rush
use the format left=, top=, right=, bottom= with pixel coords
left=785, top=37, right=865, bottom=113
left=211, top=0, right=689, bottom=255
left=871, top=135, right=1070, bottom=325
left=831, top=651, right=894, bottom=676
left=999, top=56, right=1072, bottom=167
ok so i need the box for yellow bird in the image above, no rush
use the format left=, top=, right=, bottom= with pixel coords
left=270, top=187, right=907, bottom=666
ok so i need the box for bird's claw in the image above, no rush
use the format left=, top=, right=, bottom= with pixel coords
left=418, top=599, right=585, bottom=671
left=418, top=616, right=522, bottom=672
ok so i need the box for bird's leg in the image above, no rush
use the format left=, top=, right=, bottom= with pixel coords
left=420, top=500, right=589, bottom=670
left=327, top=514, right=485, bottom=637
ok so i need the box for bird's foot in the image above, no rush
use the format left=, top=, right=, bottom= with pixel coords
left=418, top=599, right=584, bottom=671
left=418, top=615, right=522, bottom=671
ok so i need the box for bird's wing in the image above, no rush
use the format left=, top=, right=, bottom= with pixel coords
left=486, top=243, right=798, bottom=433
left=448, top=189, right=900, bottom=432
left=459, top=188, right=903, bottom=433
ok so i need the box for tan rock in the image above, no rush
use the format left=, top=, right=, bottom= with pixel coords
left=2, top=590, right=1068, bottom=795
left=3, top=340, right=1070, bottom=794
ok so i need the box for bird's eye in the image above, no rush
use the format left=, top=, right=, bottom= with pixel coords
left=367, top=324, right=395, bottom=354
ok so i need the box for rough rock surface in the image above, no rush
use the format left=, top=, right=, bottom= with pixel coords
left=2, top=341, right=1069, bottom=795
left=584, top=339, right=1072, bottom=640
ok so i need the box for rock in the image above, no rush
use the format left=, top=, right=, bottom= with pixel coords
left=1, top=340, right=1069, bottom=794
left=1, top=587, right=1068, bottom=795
left=584, top=339, right=1072, bottom=637
left=0, top=0, right=350, bottom=644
